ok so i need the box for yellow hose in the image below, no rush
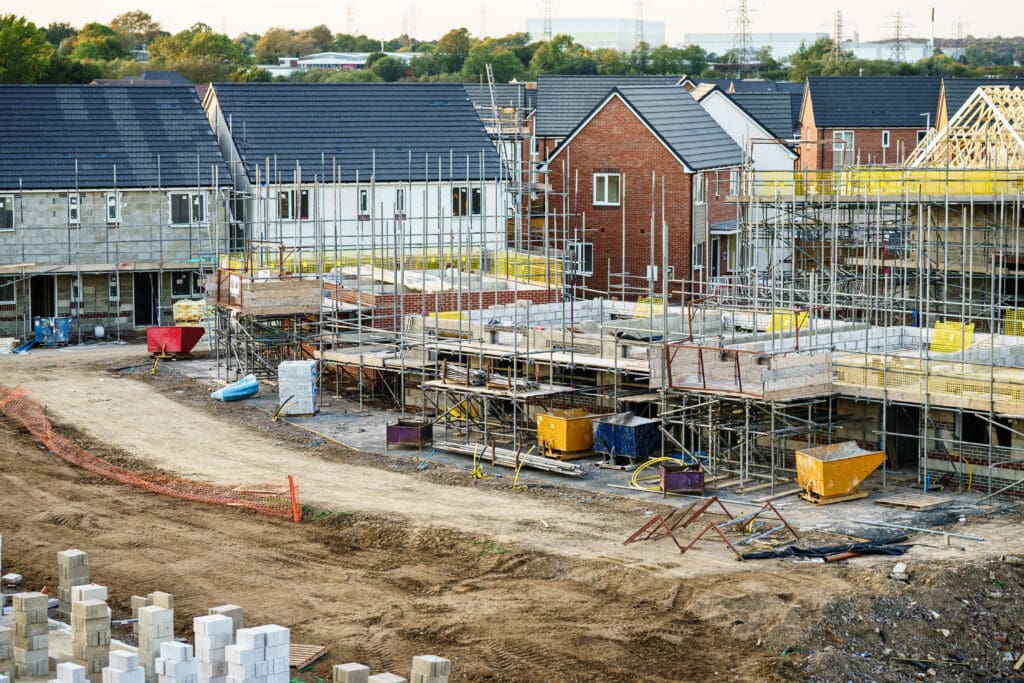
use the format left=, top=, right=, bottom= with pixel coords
left=629, top=457, right=685, bottom=492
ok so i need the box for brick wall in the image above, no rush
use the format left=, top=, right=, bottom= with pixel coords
left=334, top=286, right=561, bottom=330
left=547, top=96, right=738, bottom=297
left=799, top=127, right=923, bottom=170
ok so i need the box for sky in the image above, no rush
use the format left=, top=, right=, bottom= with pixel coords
left=12, top=0, right=1017, bottom=44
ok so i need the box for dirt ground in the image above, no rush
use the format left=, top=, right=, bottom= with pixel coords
left=1, top=344, right=1023, bottom=682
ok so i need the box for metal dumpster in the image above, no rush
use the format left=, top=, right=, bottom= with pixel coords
left=147, top=326, right=204, bottom=356
left=660, top=461, right=704, bottom=496
left=386, top=420, right=433, bottom=450
left=796, top=441, right=886, bottom=504
left=33, top=316, right=73, bottom=346
left=593, top=413, right=661, bottom=459
left=536, top=408, right=593, bottom=453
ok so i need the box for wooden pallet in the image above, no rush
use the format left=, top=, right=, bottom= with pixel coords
left=545, top=448, right=598, bottom=461
left=874, top=493, right=950, bottom=511
left=800, top=489, right=869, bottom=506
left=290, top=644, right=329, bottom=670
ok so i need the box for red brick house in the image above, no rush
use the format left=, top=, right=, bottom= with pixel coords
left=799, top=76, right=942, bottom=170
left=544, top=86, right=743, bottom=298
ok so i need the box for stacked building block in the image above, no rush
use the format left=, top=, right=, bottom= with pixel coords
left=14, top=591, right=49, bottom=677
left=333, top=664, right=370, bottom=683
left=223, top=625, right=289, bottom=683
left=367, top=675, right=406, bottom=683
left=103, top=651, right=145, bottom=683
left=154, top=641, right=197, bottom=683
left=137, top=606, right=174, bottom=682
left=57, top=550, right=90, bottom=618
left=51, top=661, right=87, bottom=683
left=0, top=626, right=14, bottom=681
left=131, top=592, right=175, bottom=641
left=206, top=607, right=243, bottom=637
left=71, top=598, right=111, bottom=674
left=409, top=656, right=451, bottom=683
left=0, top=675, right=8, bottom=683
left=193, top=614, right=234, bottom=683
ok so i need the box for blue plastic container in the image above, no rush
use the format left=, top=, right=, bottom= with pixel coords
left=211, top=375, right=259, bottom=401
left=33, top=316, right=73, bottom=346
left=593, top=413, right=661, bottom=458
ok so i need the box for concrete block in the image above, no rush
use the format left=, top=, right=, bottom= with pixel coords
left=193, top=616, right=233, bottom=638
left=263, top=645, right=288, bottom=660
left=254, top=626, right=287, bottom=647
left=18, top=658, right=49, bottom=677
left=149, top=593, right=174, bottom=610
left=72, top=600, right=108, bottom=620
left=161, top=659, right=197, bottom=678
left=206, top=607, right=242, bottom=634
left=13, top=592, right=49, bottom=612
left=194, top=643, right=226, bottom=662
left=0, top=627, right=13, bottom=643
left=224, top=646, right=262, bottom=666
left=72, top=642, right=109, bottom=661
left=138, top=607, right=173, bottom=625
left=334, top=663, right=370, bottom=683
left=71, top=616, right=110, bottom=633
left=86, top=630, right=112, bottom=647
left=103, top=669, right=145, bottom=683
left=367, top=675, right=407, bottom=683
left=0, top=674, right=7, bottom=683
left=58, top=661, right=88, bottom=683
left=71, top=585, right=108, bottom=603
left=234, top=629, right=265, bottom=650
left=16, top=621, right=50, bottom=637
left=197, top=676, right=225, bottom=683
left=225, top=663, right=257, bottom=679
left=132, top=596, right=152, bottom=613
left=139, top=622, right=174, bottom=639
left=265, top=658, right=288, bottom=675
left=265, top=673, right=289, bottom=683
left=160, top=643, right=193, bottom=662
left=197, top=662, right=227, bottom=677
left=20, top=634, right=48, bottom=650
left=57, top=550, right=89, bottom=568
left=410, top=656, right=450, bottom=677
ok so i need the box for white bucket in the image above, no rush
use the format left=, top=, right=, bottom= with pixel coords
left=94, top=325, right=106, bottom=339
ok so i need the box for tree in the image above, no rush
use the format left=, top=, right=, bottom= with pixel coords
left=370, top=56, right=406, bottom=81
left=299, top=25, right=332, bottom=53
left=629, top=41, right=651, bottom=73
left=0, top=14, right=53, bottom=83
left=461, top=38, right=526, bottom=81
left=148, top=24, right=247, bottom=81
left=70, top=22, right=126, bottom=61
left=594, top=48, right=627, bottom=74
left=111, top=10, right=162, bottom=51
left=529, top=34, right=591, bottom=74
left=230, top=66, right=272, bottom=82
left=679, top=45, right=708, bottom=75
left=44, top=22, right=76, bottom=48
left=435, top=27, right=471, bottom=72
left=649, top=45, right=686, bottom=75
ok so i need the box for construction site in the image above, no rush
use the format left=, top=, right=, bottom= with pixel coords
left=2, top=80, right=1024, bottom=683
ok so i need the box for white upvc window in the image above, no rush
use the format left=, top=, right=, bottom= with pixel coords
left=832, top=130, right=854, bottom=166
left=68, top=193, right=81, bottom=225
left=0, top=276, right=16, bottom=304
left=0, top=194, right=15, bottom=231
left=693, top=172, right=705, bottom=205
left=593, top=173, right=620, bottom=206
left=105, top=192, right=122, bottom=224
left=529, top=135, right=539, bottom=158
left=169, top=192, right=208, bottom=226
left=693, top=243, right=704, bottom=271
left=881, top=130, right=891, bottom=149
left=358, top=188, right=369, bottom=216
left=278, top=189, right=309, bottom=220
left=729, top=169, right=740, bottom=196
left=395, top=188, right=406, bottom=215
left=452, top=186, right=482, bottom=216
left=566, top=241, right=593, bottom=276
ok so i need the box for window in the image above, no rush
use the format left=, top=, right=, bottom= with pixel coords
left=881, top=130, right=891, bottom=149
left=0, top=276, right=15, bottom=304
left=452, top=186, right=482, bottom=216
left=108, top=275, right=120, bottom=302
left=529, top=135, right=538, bottom=158
left=0, top=195, right=14, bottom=231
left=917, top=129, right=928, bottom=144
left=693, top=244, right=704, bottom=271
left=68, top=193, right=81, bottom=225
left=593, top=173, right=620, bottom=206
left=566, top=241, right=593, bottom=275
left=358, top=188, right=369, bottom=216
left=169, top=192, right=207, bottom=226
left=729, top=169, right=740, bottom=196
left=395, top=188, right=405, bottom=215
left=832, top=130, right=854, bottom=166
left=278, top=189, right=310, bottom=220
left=171, top=271, right=204, bottom=298
left=105, top=192, right=121, bottom=224
left=693, top=172, right=705, bottom=205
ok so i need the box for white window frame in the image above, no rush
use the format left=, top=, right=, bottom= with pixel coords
left=358, top=188, right=369, bottom=216
left=729, top=169, right=740, bottom=196
left=169, top=192, right=208, bottom=226
left=693, top=172, right=705, bottom=205
left=0, top=276, right=16, bottom=305
left=529, top=135, right=539, bottom=158
left=881, top=130, right=891, bottom=149
left=693, top=243, right=705, bottom=271
left=105, top=192, right=122, bottom=225
left=452, top=186, right=482, bottom=216
left=832, top=130, right=854, bottom=166
left=566, top=241, right=594, bottom=276
left=593, top=173, right=620, bottom=206
left=0, top=194, right=15, bottom=231
left=395, top=188, right=406, bottom=216
left=108, top=274, right=120, bottom=302
left=68, top=192, right=81, bottom=226
left=278, top=189, right=310, bottom=220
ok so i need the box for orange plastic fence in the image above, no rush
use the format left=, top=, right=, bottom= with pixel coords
left=0, top=384, right=299, bottom=520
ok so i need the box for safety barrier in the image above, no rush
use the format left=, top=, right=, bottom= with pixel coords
left=0, top=384, right=300, bottom=520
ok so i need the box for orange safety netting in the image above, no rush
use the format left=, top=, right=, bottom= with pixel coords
left=0, top=384, right=300, bottom=521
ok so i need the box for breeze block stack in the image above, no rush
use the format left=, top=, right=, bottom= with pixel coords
left=13, top=591, right=49, bottom=677
left=224, top=626, right=289, bottom=683
left=57, top=550, right=90, bottom=618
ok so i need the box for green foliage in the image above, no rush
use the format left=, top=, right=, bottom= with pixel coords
left=70, top=22, right=126, bottom=61
left=254, top=25, right=332, bottom=63
left=45, top=22, right=76, bottom=49
left=0, top=14, right=53, bottom=83
left=435, top=27, right=472, bottom=73
left=110, top=10, right=162, bottom=51
left=148, top=24, right=246, bottom=81
left=461, top=38, right=526, bottom=81
left=370, top=56, right=406, bottom=82
left=230, top=66, right=272, bottom=82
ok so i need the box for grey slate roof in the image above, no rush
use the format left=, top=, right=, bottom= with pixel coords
left=0, top=85, right=229, bottom=190
left=140, top=70, right=192, bottom=84
left=553, top=86, right=742, bottom=171
left=535, top=75, right=680, bottom=138
left=463, top=83, right=536, bottom=114
left=941, top=78, right=1024, bottom=119
left=806, top=76, right=942, bottom=128
left=211, top=83, right=502, bottom=183
left=727, top=92, right=798, bottom=139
